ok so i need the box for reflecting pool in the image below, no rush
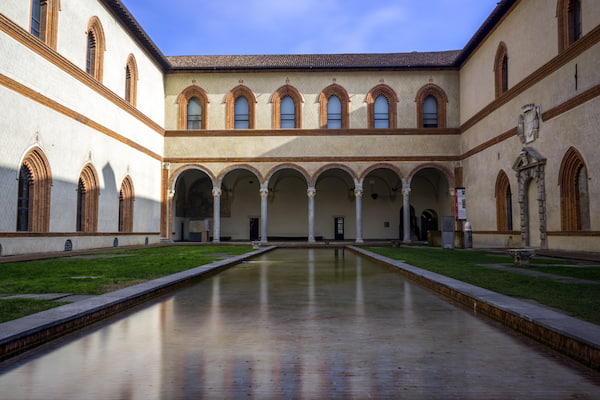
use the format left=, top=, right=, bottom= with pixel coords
left=1, top=248, right=599, bottom=399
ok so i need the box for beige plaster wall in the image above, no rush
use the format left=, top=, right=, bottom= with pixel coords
left=164, top=70, right=460, bottom=131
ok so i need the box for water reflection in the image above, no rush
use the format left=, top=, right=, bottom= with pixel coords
left=0, top=248, right=599, bottom=399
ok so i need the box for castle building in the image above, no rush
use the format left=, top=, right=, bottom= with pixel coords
left=0, top=0, right=598, bottom=255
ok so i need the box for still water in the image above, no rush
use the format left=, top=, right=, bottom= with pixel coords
left=1, top=248, right=599, bottom=399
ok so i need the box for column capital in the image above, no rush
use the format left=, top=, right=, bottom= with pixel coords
left=161, top=162, right=170, bottom=170
left=167, top=189, right=175, bottom=199
left=259, top=184, right=269, bottom=197
left=212, top=188, right=222, bottom=197
left=307, top=187, right=316, bottom=198
left=354, top=184, right=363, bottom=197
left=402, top=183, right=411, bottom=196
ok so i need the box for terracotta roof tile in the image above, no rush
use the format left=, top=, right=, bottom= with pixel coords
left=167, top=51, right=462, bottom=70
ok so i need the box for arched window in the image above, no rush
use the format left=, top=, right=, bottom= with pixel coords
left=327, top=95, right=342, bottom=128
left=366, top=84, right=398, bottom=129
left=119, top=177, right=135, bottom=233
left=234, top=96, right=249, bottom=129
left=16, top=148, right=52, bottom=232
left=559, top=147, right=590, bottom=230
left=76, top=164, right=99, bottom=232
left=30, top=0, right=59, bottom=49
left=86, top=17, right=105, bottom=81
left=177, top=85, right=209, bottom=130
left=558, top=0, right=583, bottom=52
left=124, top=54, right=138, bottom=106
left=415, top=84, right=448, bottom=128
left=271, top=85, right=303, bottom=129
left=494, top=42, right=509, bottom=97
left=495, top=170, right=513, bottom=231
left=319, top=84, right=350, bottom=129
left=225, top=85, right=257, bottom=129
left=422, top=96, right=438, bottom=128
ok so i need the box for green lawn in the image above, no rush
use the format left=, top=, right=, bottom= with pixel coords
left=0, top=245, right=252, bottom=323
left=364, top=246, right=600, bottom=326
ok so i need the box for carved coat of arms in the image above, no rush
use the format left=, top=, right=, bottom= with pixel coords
left=517, top=104, right=541, bottom=144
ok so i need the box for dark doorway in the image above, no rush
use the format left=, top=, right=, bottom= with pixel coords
left=249, top=218, right=259, bottom=241
left=420, top=209, right=438, bottom=241
left=334, top=217, right=344, bottom=240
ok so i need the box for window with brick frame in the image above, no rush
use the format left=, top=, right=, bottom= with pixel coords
left=494, top=42, right=509, bottom=97
left=557, top=0, right=583, bottom=52
left=16, top=148, right=52, bottom=232
left=177, top=85, right=209, bottom=130
left=30, top=0, right=59, bottom=49
left=318, top=84, right=350, bottom=129
left=225, top=85, right=257, bottom=129
left=366, top=84, right=398, bottom=129
left=86, top=17, right=105, bottom=81
left=271, top=85, right=303, bottom=129
left=414, top=84, right=447, bottom=128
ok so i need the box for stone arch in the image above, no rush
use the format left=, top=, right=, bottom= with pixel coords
left=407, top=163, right=455, bottom=188
left=495, top=170, right=513, bottom=231
left=86, top=16, right=105, bottom=81
left=177, top=85, right=210, bottom=130
left=225, top=85, right=257, bottom=129
left=365, top=84, right=399, bottom=129
left=558, top=146, right=589, bottom=231
left=414, top=83, right=448, bottom=128
left=312, top=164, right=359, bottom=186
left=270, top=85, right=304, bottom=129
left=264, top=163, right=311, bottom=186
left=124, top=54, right=138, bottom=106
left=118, top=175, right=134, bottom=233
left=493, top=41, right=509, bottom=97
left=17, top=147, right=52, bottom=232
left=77, top=163, right=100, bottom=232
left=359, top=163, right=404, bottom=184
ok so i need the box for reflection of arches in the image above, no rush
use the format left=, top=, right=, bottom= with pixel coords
left=495, top=170, right=513, bottom=230
left=77, top=164, right=100, bottom=232
left=420, top=209, right=438, bottom=241
left=559, top=147, right=590, bottom=230
left=17, top=148, right=52, bottom=232
left=119, top=176, right=134, bottom=232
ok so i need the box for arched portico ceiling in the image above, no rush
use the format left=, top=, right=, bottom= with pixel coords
left=313, top=164, right=358, bottom=187
left=217, top=164, right=264, bottom=186
left=169, top=164, right=216, bottom=192
left=265, top=164, right=311, bottom=187
left=359, top=163, right=404, bottom=183
left=406, top=163, right=455, bottom=188
left=362, top=167, right=404, bottom=199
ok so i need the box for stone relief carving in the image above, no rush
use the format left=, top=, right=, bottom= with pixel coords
left=517, top=104, right=541, bottom=144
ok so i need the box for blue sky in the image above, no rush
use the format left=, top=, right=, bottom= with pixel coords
left=119, top=0, right=499, bottom=56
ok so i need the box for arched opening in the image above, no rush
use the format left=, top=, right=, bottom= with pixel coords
left=559, top=147, right=590, bottom=231
left=266, top=168, right=309, bottom=240
left=406, top=167, right=452, bottom=242
left=220, top=168, right=261, bottom=241
left=314, top=167, right=357, bottom=241
left=172, top=169, right=215, bottom=242
left=362, top=167, right=403, bottom=240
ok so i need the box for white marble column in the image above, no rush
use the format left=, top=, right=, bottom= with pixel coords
left=307, top=187, right=316, bottom=243
left=402, top=183, right=411, bottom=243
left=212, top=187, right=221, bottom=243
left=354, top=184, right=364, bottom=243
left=260, top=184, right=269, bottom=243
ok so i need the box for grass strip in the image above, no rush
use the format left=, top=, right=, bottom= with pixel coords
left=0, top=299, right=69, bottom=324
left=364, top=246, right=600, bottom=326
left=0, top=245, right=252, bottom=322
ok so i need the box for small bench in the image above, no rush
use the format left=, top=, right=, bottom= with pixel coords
left=507, top=248, right=536, bottom=266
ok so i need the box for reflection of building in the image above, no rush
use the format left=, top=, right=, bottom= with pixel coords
left=1, top=0, right=598, bottom=254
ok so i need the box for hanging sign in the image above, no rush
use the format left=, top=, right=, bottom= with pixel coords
left=455, top=187, right=467, bottom=221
